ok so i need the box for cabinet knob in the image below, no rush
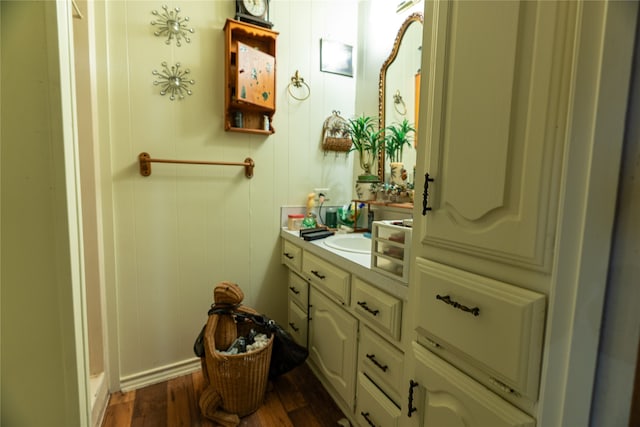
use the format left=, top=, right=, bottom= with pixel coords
left=288, top=322, right=299, bottom=332
left=284, top=252, right=294, bottom=259
left=289, top=286, right=300, bottom=294
left=422, top=173, right=435, bottom=216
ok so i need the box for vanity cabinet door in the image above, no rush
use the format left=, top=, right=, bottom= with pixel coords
left=309, top=285, right=358, bottom=410
left=405, top=343, right=535, bottom=427
left=415, top=0, right=575, bottom=288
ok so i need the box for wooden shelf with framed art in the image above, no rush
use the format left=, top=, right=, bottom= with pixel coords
left=223, top=19, right=278, bottom=135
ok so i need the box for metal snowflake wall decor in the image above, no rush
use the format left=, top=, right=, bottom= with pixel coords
left=152, top=62, right=195, bottom=100
left=151, top=5, right=194, bottom=47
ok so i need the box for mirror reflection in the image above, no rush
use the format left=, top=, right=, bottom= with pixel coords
left=378, top=13, right=423, bottom=197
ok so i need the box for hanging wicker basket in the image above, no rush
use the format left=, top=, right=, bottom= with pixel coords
left=321, top=111, right=352, bottom=153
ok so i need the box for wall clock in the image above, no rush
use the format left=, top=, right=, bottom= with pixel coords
left=235, top=0, right=273, bottom=29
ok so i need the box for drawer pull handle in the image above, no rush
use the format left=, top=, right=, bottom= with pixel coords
left=360, top=412, right=377, bottom=427
left=288, top=322, right=299, bottom=332
left=425, top=337, right=441, bottom=349
left=366, top=353, right=388, bottom=372
left=289, top=286, right=300, bottom=294
left=436, top=294, right=480, bottom=317
left=311, top=270, right=325, bottom=279
left=422, top=173, right=435, bottom=215
left=357, top=301, right=380, bottom=316
left=284, top=252, right=294, bottom=259
left=408, top=380, right=419, bottom=417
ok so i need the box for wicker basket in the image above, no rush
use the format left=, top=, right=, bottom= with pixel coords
left=322, top=137, right=352, bottom=152
left=321, top=111, right=352, bottom=153
left=202, top=313, right=274, bottom=417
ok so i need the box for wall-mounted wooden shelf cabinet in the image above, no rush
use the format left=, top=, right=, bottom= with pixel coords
left=223, top=19, right=278, bottom=135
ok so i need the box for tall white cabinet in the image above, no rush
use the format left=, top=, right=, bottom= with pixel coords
left=414, top=0, right=573, bottom=290
left=406, top=1, right=580, bottom=425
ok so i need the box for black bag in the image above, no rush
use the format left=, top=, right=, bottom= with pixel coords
left=193, top=307, right=308, bottom=379
left=193, top=324, right=207, bottom=358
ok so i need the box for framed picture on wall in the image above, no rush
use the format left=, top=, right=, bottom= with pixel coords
left=320, top=39, right=353, bottom=77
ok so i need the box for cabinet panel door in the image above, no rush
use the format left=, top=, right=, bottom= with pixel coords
left=236, top=42, right=275, bottom=110
left=416, top=0, right=572, bottom=278
left=408, top=343, right=535, bottom=427
left=309, top=286, right=358, bottom=409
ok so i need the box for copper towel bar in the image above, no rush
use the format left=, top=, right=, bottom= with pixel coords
left=138, top=152, right=255, bottom=178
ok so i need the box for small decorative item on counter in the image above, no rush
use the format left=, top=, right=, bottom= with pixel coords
left=377, top=182, right=414, bottom=203
left=301, top=213, right=317, bottom=229
left=287, top=214, right=305, bottom=230
left=325, top=208, right=338, bottom=228
left=337, top=202, right=363, bottom=227
left=301, top=193, right=318, bottom=228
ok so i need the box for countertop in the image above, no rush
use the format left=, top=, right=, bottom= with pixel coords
left=280, top=228, right=409, bottom=301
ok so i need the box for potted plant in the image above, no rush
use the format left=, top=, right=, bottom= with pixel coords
left=385, top=119, right=415, bottom=185
left=347, top=114, right=382, bottom=200
left=347, top=115, right=383, bottom=179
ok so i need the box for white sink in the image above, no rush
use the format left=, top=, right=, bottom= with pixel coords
left=323, top=234, right=372, bottom=254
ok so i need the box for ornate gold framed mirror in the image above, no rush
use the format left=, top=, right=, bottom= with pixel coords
left=377, top=13, right=424, bottom=186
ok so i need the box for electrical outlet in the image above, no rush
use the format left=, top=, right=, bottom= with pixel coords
left=314, top=187, right=330, bottom=203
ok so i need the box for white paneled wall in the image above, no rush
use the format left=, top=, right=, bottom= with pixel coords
left=95, top=0, right=359, bottom=385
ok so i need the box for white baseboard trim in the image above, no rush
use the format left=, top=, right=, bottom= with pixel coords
left=90, top=373, right=109, bottom=427
left=119, top=358, right=202, bottom=392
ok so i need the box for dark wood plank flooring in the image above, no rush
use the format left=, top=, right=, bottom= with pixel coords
left=101, top=363, right=347, bottom=427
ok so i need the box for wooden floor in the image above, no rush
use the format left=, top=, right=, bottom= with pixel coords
left=101, top=363, right=347, bottom=427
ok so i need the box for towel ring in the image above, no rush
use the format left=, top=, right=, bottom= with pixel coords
left=393, top=90, right=407, bottom=115
left=287, top=70, right=311, bottom=101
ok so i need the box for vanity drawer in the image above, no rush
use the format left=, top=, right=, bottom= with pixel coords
left=303, top=252, right=350, bottom=305
left=287, top=299, right=308, bottom=347
left=288, top=271, right=308, bottom=310
left=353, top=277, right=402, bottom=340
left=414, top=257, right=546, bottom=399
left=358, top=325, right=404, bottom=406
left=411, top=342, right=535, bottom=427
left=356, top=373, right=401, bottom=427
left=282, top=239, right=302, bottom=272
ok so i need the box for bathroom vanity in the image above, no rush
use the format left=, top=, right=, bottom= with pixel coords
left=281, top=220, right=544, bottom=427
left=281, top=228, right=409, bottom=426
